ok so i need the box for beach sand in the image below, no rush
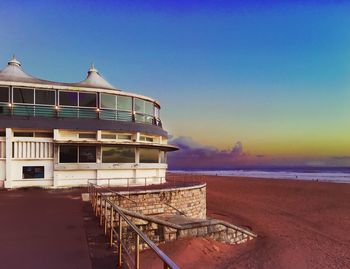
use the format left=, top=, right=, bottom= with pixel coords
left=142, top=174, right=350, bottom=269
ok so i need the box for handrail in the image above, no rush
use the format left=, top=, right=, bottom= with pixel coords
left=88, top=183, right=180, bottom=269
left=93, top=184, right=138, bottom=205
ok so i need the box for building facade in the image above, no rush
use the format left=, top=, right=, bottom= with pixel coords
left=0, top=56, right=177, bottom=188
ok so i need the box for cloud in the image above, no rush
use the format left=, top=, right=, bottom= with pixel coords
left=168, top=136, right=247, bottom=169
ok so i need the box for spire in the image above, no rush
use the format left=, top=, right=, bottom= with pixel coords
left=8, top=54, right=21, bottom=67
left=88, top=62, right=98, bottom=73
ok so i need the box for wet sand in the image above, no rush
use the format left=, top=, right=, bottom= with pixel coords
left=142, top=174, right=350, bottom=268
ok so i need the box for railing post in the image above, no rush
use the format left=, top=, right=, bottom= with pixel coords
left=110, top=207, right=114, bottom=247
left=99, top=197, right=103, bottom=226
left=95, top=193, right=98, bottom=216
left=104, top=200, right=108, bottom=234
left=118, top=214, right=123, bottom=267
left=135, top=234, right=140, bottom=269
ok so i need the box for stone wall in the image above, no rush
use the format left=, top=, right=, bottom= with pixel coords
left=109, top=184, right=207, bottom=219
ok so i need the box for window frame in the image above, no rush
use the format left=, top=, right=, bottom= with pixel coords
left=78, top=92, right=97, bottom=108
left=116, top=95, right=133, bottom=111
left=58, top=90, right=79, bottom=107
left=99, top=93, right=117, bottom=110
left=139, top=148, right=160, bottom=163
left=34, top=88, right=56, bottom=106
left=12, top=87, right=35, bottom=104
left=101, top=146, right=135, bottom=163
left=0, top=86, right=10, bottom=103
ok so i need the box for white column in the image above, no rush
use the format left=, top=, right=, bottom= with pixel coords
left=4, top=128, right=13, bottom=188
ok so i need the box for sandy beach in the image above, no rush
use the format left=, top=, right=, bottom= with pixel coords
left=142, top=174, right=350, bottom=269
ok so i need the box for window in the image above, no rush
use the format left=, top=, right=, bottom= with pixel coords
left=59, top=145, right=78, bottom=163
left=23, top=166, right=44, bottom=179
left=101, top=93, right=116, bottom=109
left=0, top=131, right=5, bottom=137
left=35, top=89, right=55, bottom=105
left=79, top=146, right=96, bottom=163
left=34, top=132, right=53, bottom=138
left=101, top=134, right=117, bottom=139
left=118, top=134, right=132, bottom=140
left=155, top=106, right=160, bottom=119
left=145, top=101, right=153, bottom=115
left=14, top=132, right=34, bottom=137
left=102, top=146, right=135, bottom=163
left=79, top=92, right=96, bottom=107
left=139, top=148, right=159, bottom=163
left=79, top=133, right=96, bottom=139
left=140, top=136, right=154, bottom=142
left=135, top=98, right=154, bottom=115
left=0, top=87, right=9, bottom=103
left=13, top=88, right=34, bottom=104
left=117, top=96, right=132, bottom=111
left=160, top=151, right=167, bottom=163
left=59, top=91, right=78, bottom=106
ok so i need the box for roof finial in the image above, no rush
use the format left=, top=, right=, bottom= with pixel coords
left=8, top=54, right=21, bottom=66
left=88, top=62, right=98, bottom=73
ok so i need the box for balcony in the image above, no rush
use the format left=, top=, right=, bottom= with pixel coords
left=0, top=103, right=162, bottom=127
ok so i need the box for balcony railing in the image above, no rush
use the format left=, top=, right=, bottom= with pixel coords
left=0, top=103, right=162, bottom=127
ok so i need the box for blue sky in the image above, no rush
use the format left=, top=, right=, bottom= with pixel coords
left=1, top=0, right=350, bottom=167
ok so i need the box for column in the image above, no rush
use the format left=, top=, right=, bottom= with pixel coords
left=4, top=128, right=13, bottom=188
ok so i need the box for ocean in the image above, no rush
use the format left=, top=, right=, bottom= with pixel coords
left=169, top=167, right=350, bottom=183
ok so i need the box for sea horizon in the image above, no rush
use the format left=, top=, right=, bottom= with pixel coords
left=169, top=167, right=350, bottom=183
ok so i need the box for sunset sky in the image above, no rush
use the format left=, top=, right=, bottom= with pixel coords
left=1, top=0, right=350, bottom=168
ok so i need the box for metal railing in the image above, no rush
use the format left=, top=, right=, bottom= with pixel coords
left=0, top=103, right=162, bottom=126
left=88, top=183, right=180, bottom=269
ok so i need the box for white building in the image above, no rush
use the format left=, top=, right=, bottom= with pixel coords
left=0, top=55, right=177, bottom=188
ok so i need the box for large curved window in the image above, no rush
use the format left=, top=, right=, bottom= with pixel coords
left=139, top=148, right=159, bottom=163
left=102, top=146, right=135, bottom=163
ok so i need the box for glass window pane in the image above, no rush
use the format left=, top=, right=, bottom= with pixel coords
left=23, top=166, right=44, bottom=179
left=145, top=101, right=154, bottom=115
left=117, top=96, right=132, bottom=111
left=79, top=146, right=96, bottom=163
left=13, top=88, right=34, bottom=104
left=102, top=146, right=135, bottom=163
left=135, top=98, right=144, bottom=113
left=79, top=92, right=96, bottom=107
left=35, top=90, right=55, bottom=105
left=155, top=106, right=160, bottom=118
left=101, top=93, right=116, bottom=109
left=0, top=87, right=9, bottom=103
left=59, top=91, right=78, bottom=106
left=59, top=146, right=78, bottom=163
left=160, top=151, right=166, bottom=163
left=139, top=148, right=159, bottom=163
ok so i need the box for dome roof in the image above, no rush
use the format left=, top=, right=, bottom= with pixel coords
left=0, top=55, right=118, bottom=90
left=0, top=55, right=36, bottom=81
left=75, top=63, right=116, bottom=89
